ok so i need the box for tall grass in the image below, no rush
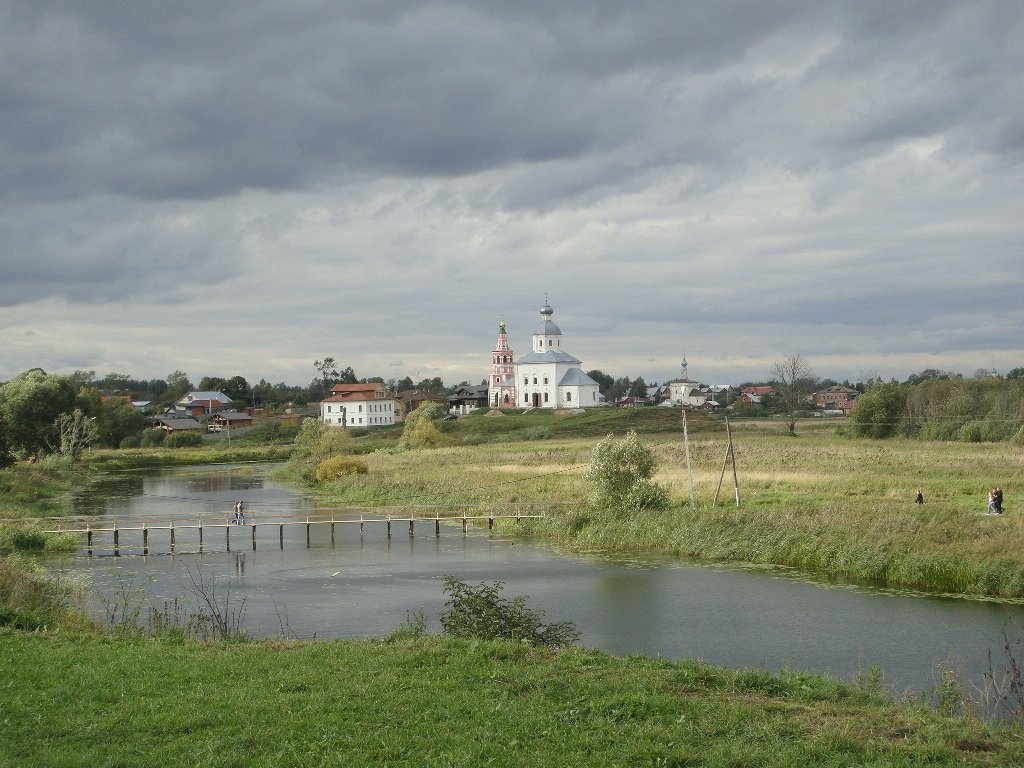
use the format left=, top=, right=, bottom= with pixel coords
left=304, top=427, right=1024, bottom=598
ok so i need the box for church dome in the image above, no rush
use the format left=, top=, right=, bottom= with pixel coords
left=536, top=300, right=561, bottom=335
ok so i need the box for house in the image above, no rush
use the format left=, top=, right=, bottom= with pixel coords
left=514, top=299, right=601, bottom=409
left=176, top=391, right=233, bottom=414
left=617, top=395, right=648, bottom=408
left=151, top=417, right=203, bottom=433
left=813, top=386, right=858, bottom=412
left=320, top=382, right=398, bottom=429
left=207, top=410, right=255, bottom=432
left=741, top=386, right=776, bottom=398
left=397, top=389, right=446, bottom=415
left=448, top=385, right=489, bottom=415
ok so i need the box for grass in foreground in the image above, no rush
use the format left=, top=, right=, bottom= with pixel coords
left=2, top=631, right=1021, bottom=768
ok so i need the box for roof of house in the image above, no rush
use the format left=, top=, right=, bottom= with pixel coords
left=742, top=386, right=775, bottom=396
left=396, top=389, right=446, bottom=403
left=516, top=351, right=583, bottom=365
left=153, top=417, right=203, bottom=430
left=179, top=391, right=232, bottom=403
left=211, top=410, right=253, bottom=422
left=448, top=385, right=489, bottom=400
left=330, top=383, right=383, bottom=394
left=557, top=368, right=599, bottom=387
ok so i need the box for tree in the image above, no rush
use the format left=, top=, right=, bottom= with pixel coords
left=1007, top=367, right=1024, bottom=381
left=198, top=376, right=229, bottom=393
left=850, top=383, right=906, bottom=438
left=770, top=354, right=815, bottom=435
left=0, top=369, right=77, bottom=459
left=314, top=358, right=340, bottom=390
left=165, top=371, right=193, bottom=400
left=586, top=369, right=614, bottom=396
left=52, top=408, right=98, bottom=459
left=224, top=375, right=251, bottom=403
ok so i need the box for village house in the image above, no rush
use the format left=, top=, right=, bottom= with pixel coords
left=175, top=391, right=233, bottom=415
left=813, top=385, right=858, bottom=413
left=207, top=410, right=255, bottom=432
left=320, top=382, right=398, bottom=429
left=448, top=384, right=489, bottom=415
left=150, top=416, right=203, bottom=433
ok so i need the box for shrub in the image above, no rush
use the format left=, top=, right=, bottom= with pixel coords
left=520, top=426, right=551, bottom=441
left=583, top=430, right=669, bottom=511
left=140, top=429, right=166, bottom=447
left=315, top=456, right=369, bottom=482
left=119, top=435, right=142, bottom=449
left=404, top=418, right=445, bottom=448
left=164, top=431, right=203, bottom=448
left=439, top=575, right=579, bottom=648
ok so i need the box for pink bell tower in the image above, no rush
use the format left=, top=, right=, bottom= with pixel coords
left=488, top=319, right=516, bottom=408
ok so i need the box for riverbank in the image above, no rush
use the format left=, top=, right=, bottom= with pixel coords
left=298, top=423, right=1024, bottom=598
left=2, top=630, right=1020, bottom=767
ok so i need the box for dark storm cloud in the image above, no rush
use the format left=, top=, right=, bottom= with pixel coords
left=1, top=1, right=1021, bottom=384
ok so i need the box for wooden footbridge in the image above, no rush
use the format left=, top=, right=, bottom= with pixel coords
left=42, top=506, right=546, bottom=557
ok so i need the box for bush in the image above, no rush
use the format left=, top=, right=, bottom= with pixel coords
left=315, top=456, right=369, bottom=482
left=140, top=429, right=166, bottom=447
left=404, top=418, right=445, bottom=448
left=164, top=431, right=203, bottom=448
left=439, top=576, right=579, bottom=648
left=583, top=430, right=669, bottom=512
left=119, top=435, right=142, bottom=449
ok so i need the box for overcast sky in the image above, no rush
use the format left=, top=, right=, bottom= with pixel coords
left=2, top=1, right=1021, bottom=389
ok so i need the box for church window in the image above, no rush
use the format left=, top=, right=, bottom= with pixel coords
left=543, top=377, right=548, bottom=385
left=524, top=393, right=529, bottom=404
left=544, top=393, right=549, bottom=402
left=566, top=392, right=572, bottom=402
left=548, top=340, right=552, bottom=346
left=533, top=377, right=537, bottom=385
left=524, top=377, right=528, bottom=385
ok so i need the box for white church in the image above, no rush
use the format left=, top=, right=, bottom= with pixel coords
left=488, top=299, right=601, bottom=409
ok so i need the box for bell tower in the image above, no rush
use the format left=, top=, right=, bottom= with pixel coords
left=488, top=319, right=516, bottom=407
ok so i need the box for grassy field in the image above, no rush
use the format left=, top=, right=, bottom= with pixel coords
left=295, top=413, right=1024, bottom=598
left=2, top=630, right=1021, bottom=768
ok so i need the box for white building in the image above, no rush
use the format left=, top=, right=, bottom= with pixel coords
left=514, top=300, right=601, bottom=409
left=320, top=383, right=397, bottom=428
left=666, top=358, right=707, bottom=407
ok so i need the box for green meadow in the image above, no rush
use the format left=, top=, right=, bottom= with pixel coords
left=3, top=631, right=1022, bottom=768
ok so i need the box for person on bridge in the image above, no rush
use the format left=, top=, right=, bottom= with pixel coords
left=233, top=500, right=246, bottom=525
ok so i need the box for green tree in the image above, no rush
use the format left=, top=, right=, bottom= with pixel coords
left=583, top=430, right=669, bottom=512
left=0, top=369, right=77, bottom=459
left=53, top=408, right=98, bottom=459
left=850, top=383, right=906, bottom=438
left=198, top=376, right=229, bottom=393
left=165, top=371, right=193, bottom=400
left=770, top=354, right=816, bottom=435
left=313, top=358, right=339, bottom=391
left=99, top=403, right=146, bottom=448
left=586, top=369, right=614, bottom=396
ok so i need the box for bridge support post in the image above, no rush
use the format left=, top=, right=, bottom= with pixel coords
left=279, top=524, right=284, bottom=550
left=252, top=524, right=257, bottom=551
left=143, top=525, right=149, bottom=555
left=113, top=526, right=119, bottom=556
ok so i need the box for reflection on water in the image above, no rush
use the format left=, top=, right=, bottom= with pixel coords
left=56, top=463, right=1024, bottom=695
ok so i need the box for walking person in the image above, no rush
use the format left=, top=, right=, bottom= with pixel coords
left=994, top=487, right=1004, bottom=514
left=914, top=489, right=924, bottom=505
left=988, top=489, right=999, bottom=515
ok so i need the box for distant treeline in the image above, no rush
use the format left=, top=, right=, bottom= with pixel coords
left=851, top=374, right=1024, bottom=442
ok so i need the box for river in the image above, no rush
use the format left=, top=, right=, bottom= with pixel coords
left=56, top=462, right=1024, bottom=696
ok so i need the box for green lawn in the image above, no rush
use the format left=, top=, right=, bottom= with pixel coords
left=2, top=631, right=1020, bottom=768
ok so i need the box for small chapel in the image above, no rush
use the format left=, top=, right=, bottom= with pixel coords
left=488, top=299, right=601, bottom=409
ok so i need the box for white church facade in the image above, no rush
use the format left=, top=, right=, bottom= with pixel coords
left=501, top=300, right=601, bottom=409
